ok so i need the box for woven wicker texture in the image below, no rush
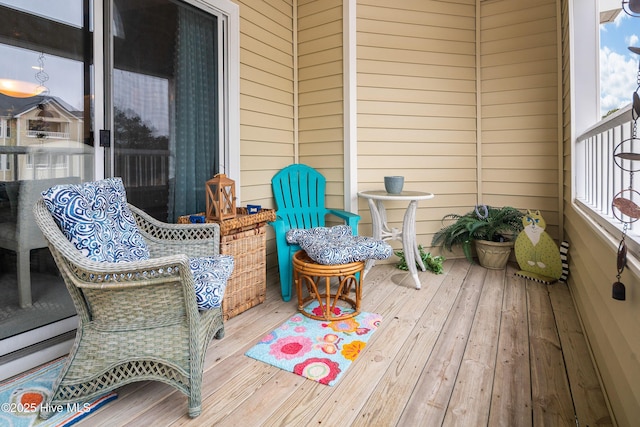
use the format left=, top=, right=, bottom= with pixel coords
left=293, top=250, right=364, bottom=321
left=220, top=226, right=266, bottom=320
left=178, top=208, right=271, bottom=319
left=33, top=199, right=225, bottom=419
left=177, top=207, right=275, bottom=236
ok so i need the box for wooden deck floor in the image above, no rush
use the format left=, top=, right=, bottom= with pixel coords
left=79, top=260, right=613, bottom=426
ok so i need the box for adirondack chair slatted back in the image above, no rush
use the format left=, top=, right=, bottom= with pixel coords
left=272, top=165, right=328, bottom=230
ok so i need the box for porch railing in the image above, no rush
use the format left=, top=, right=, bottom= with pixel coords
left=115, top=148, right=169, bottom=188
left=0, top=145, right=94, bottom=181
left=26, top=130, right=70, bottom=139
left=574, top=103, right=640, bottom=246
left=115, top=148, right=170, bottom=221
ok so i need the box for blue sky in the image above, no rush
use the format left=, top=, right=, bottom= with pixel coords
left=600, top=12, right=640, bottom=117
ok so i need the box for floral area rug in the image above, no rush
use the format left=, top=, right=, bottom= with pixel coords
left=0, top=358, right=117, bottom=427
left=245, top=302, right=382, bottom=386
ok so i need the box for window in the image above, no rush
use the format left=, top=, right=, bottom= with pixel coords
left=26, top=153, right=50, bottom=169
left=600, top=7, right=637, bottom=118
left=574, top=1, right=640, bottom=255
left=52, top=154, right=68, bottom=169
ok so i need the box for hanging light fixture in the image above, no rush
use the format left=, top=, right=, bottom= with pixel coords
left=0, top=52, right=51, bottom=98
left=622, top=0, right=640, bottom=17
left=0, top=79, right=44, bottom=97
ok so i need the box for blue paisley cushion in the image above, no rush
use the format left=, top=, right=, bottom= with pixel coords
left=286, top=225, right=353, bottom=244
left=41, top=177, right=150, bottom=263
left=190, top=255, right=234, bottom=310
left=287, top=226, right=392, bottom=265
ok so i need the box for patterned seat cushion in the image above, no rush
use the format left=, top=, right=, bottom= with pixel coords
left=286, top=225, right=353, bottom=244
left=286, top=226, right=392, bottom=265
left=190, top=255, right=234, bottom=310
left=41, top=177, right=150, bottom=263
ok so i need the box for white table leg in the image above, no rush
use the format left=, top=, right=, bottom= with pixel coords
left=402, top=200, right=422, bottom=289
left=363, top=198, right=383, bottom=277
left=364, top=197, right=422, bottom=289
left=358, top=190, right=433, bottom=290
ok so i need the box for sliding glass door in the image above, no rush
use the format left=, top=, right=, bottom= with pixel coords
left=111, top=0, right=220, bottom=223
left=0, top=0, right=232, bottom=379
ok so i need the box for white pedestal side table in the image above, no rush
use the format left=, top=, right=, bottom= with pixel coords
left=357, top=190, right=435, bottom=289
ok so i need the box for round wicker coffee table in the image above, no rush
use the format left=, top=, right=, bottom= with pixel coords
left=292, top=250, right=365, bottom=321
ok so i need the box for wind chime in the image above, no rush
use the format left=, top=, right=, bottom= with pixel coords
left=610, top=45, right=640, bottom=300
left=34, top=52, right=50, bottom=139
left=608, top=0, right=640, bottom=300
left=622, top=0, right=640, bottom=17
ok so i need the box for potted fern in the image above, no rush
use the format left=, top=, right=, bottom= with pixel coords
left=431, top=205, right=524, bottom=269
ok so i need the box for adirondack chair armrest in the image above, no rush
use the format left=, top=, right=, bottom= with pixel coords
left=326, top=209, right=360, bottom=233
left=270, top=217, right=291, bottom=246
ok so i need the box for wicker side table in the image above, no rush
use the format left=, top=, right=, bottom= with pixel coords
left=292, top=250, right=364, bottom=321
left=178, top=208, right=275, bottom=319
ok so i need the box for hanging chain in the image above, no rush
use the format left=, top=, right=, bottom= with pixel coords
left=617, top=223, right=629, bottom=283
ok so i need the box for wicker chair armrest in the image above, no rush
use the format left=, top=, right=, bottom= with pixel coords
left=58, top=249, right=201, bottom=311
left=65, top=254, right=192, bottom=288
left=64, top=253, right=203, bottom=330
left=128, top=204, right=220, bottom=257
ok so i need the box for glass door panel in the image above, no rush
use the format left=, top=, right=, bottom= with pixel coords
left=0, top=1, right=94, bottom=343
left=112, top=0, right=219, bottom=222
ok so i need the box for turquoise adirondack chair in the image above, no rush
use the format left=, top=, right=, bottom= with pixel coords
left=270, top=164, right=360, bottom=301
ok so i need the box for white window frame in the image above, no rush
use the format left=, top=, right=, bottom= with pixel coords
left=176, top=0, right=240, bottom=200
left=198, top=0, right=240, bottom=191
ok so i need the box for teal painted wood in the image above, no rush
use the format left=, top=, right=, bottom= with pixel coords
left=270, top=164, right=360, bottom=301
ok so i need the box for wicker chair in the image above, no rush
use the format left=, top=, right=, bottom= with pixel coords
left=33, top=185, right=229, bottom=419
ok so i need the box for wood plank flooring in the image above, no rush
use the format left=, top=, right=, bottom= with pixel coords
left=78, top=260, right=613, bottom=426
